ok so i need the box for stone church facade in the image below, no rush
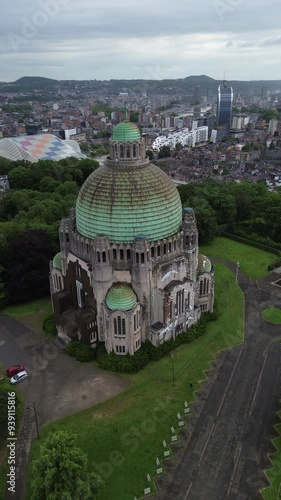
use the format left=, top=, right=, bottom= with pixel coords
left=50, top=121, right=214, bottom=355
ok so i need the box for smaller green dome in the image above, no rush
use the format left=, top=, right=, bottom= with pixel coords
left=53, top=252, right=62, bottom=270
left=106, top=284, right=137, bottom=311
left=198, top=255, right=212, bottom=274
left=112, top=121, right=141, bottom=142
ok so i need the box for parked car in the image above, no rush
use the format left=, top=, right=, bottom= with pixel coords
left=10, top=370, right=28, bottom=385
left=6, top=365, right=25, bottom=377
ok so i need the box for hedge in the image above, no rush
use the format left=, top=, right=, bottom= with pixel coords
left=42, top=314, right=57, bottom=336
left=65, top=341, right=97, bottom=363
left=223, top=232, right=281, bottom=256
left=97, top=311, right=218, bottom=374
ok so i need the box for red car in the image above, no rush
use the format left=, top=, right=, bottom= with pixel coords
left=6, top=365, right=25, bottom=377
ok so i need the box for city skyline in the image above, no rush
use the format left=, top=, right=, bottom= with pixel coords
left=1, top=0, right=281, bottom=81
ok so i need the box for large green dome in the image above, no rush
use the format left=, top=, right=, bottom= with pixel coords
left=106, top=284, right=137, bottom=311
left=112, top=121, right=141, bottom=142
left=76, top=162, right=183, bottom=243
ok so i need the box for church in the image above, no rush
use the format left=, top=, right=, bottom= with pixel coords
left=50, top=121, right=214, bottom=355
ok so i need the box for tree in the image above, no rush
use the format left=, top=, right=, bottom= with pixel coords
left=146, top=149, right=154, bottom=160
left=2, top=229, right=58, bottom=304
left=9, top=166, right=31, bottom=189
left=30, top=431, right=104, bottom=500
left=188, top=198, right=218, bottom=243
left=158, top=146, right=171, bottom=158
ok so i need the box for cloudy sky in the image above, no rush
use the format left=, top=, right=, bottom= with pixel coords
left=1, top=0, right=281, bottom=82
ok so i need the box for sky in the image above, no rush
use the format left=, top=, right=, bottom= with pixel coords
left=1, top=0, right=281, bottom=82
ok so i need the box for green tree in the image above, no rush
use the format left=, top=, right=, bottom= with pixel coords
left=146, top=149, right=154, bottom=160
left=158, top=145, right=171, bottom=158
left=9, top=166, right=31, bottom=189
left=30, top=431, right=104, bottom=500
left=187, top=198, right=218, bottom=243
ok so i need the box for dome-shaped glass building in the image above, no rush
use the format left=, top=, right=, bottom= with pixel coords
left=50, top=121, right=214, bottom=354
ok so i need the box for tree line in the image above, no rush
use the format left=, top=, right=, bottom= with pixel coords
left=0, top=157, right=99, bottom=308
left=178, top=179, right=281, bottom=247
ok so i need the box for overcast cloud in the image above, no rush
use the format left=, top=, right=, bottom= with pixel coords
left=1, top=0, right=281, bottom=81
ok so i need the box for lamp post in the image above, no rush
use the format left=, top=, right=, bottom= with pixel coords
left=236, top=261, right=240, bottom=284
left=28, top=402, right=40, bottom=439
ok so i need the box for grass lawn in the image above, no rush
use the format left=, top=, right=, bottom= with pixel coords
left=262, top=417, right=281, bottom=499
left=262, top=308, right=281, bottom=324
left=4, top=298, right=52, bottom=336
left=200, top=237, right=277, bottom=280
left=27, top=263, right=244, bottom=500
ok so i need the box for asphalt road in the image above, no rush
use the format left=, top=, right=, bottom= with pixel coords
left=0, top=313, right=129, bottom=500
left=158, top=273, right=281, bottom=500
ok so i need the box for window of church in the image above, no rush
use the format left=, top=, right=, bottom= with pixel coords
left=185, top=235, right=190, bottom=246
left=90, top=331, right=97, bottom=343
left=127, top=249, right=131, bottom=260
left=134, top=314, right=136, bottom=331
left=133, top=144, right=136, bottom=157
left=120, top=249, right=124, bottom=260
left=58, top=276, right=62, bottom=290
left=86, top=244, right=89, bottom=254
left=136, top=253, right=139, bottom=263
left=126, top=147, right=130, bottom=158
left=163, top=244, right=167, bottom=255
left=102, top=252, right=106, bottom=263
left=97, top=252, right=101, bottom=263
left=157, top=245, right=161, bottom=257
left=120, top=145, right=124, bottom=158
left=76, top=280, right=83, bottom=308
left=169, top=242, right=172, bottom=253
left=116, top=345, right=126, bottom=354
left=151, top=247, right=155, bottom=258
left=174, top=240, right=177, bottom=251
left=114, top=316, right=126, bottom=336
left=141, top=252, right=145, bottom=264
left=66, top=233, right=70, bottom=243
left=113, top=248, right=117, bottom=260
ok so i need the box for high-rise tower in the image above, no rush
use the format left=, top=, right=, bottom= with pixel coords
left=216, top=80, right=233, bottom=128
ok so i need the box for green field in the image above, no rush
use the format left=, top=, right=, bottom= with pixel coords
left=27, top=264, right=244, bottom=500
left=201, top=237, right=276, bottom=280
left=4, top=298, right=52, bottom=336
left=262, top=308, right=281, bottom=324
left=4, top=298, right=51, bottom=317
left=262, top=419, right=281, bottom=499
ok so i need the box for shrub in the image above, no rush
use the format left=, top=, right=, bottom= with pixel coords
left=96, top=316, right=209, bottom=374
left=65, top=341, right=96, bottom=363
left=42, top=314, right=57, bottom=336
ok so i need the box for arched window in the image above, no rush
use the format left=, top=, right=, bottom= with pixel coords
left=126, top=146, right=131, bottom=158
left=120, top=145, right=124, bottom=158
left=133, top=144, right=137, bottom=157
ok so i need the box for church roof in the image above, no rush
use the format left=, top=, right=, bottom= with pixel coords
left=198, top=254, right=212, bottom=274
left=53, top=252, right=62, bottom=270
left=106, top=284, right=137, bottom=311
left=112, top=121, right=141, bottom=142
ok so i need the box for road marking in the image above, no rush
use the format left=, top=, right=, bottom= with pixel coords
left=249, top=348, right=269, bottom=416
left=184, top=347, right=244, bottom=498
left=184, top=481, right=194, bottom=500
left=217, top=346, right=244, bottom=418
left=225, top=442, right=243, bottom=499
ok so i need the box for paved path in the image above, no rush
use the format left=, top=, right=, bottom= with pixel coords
left=158, top=264, right=281, bottom=499
left=0, top=313, right=129, bottom=500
